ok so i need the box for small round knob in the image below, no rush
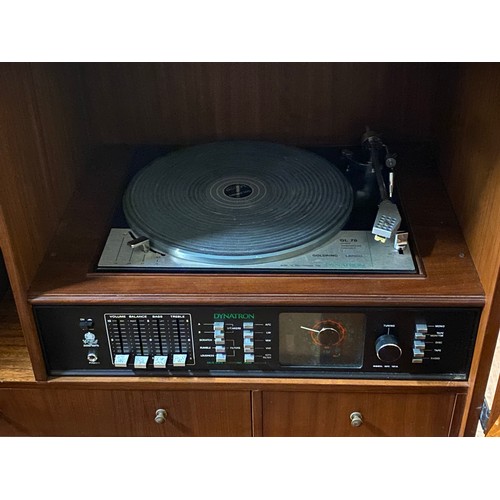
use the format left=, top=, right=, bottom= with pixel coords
left=87, top=351, right=98, bottom=363
left=375, top=334, right=402, bottom=363
left=350, top=412, right=363, bottom=427
left=154, top=408, right=168, bottom=424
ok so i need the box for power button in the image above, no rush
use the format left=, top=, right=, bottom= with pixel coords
left=79, top=318, right=94, bottom=330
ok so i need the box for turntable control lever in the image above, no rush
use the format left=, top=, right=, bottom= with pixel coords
left=128, top=236, right=150, bottom=253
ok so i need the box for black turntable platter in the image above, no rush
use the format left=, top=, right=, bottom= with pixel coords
left=123, top=141, right=354, bottom=264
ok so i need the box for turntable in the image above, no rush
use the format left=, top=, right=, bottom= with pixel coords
left=97, top=132, right=416, bottom=273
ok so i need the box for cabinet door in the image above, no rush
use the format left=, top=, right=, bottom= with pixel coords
left=0, top=388, right=251, bottom=436
left=262, top=391, right=462, bottom=437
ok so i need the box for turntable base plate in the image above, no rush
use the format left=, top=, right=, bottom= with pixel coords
left=98, top=228, right=416, bottom=273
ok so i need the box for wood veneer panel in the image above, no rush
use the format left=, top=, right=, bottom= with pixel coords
left=251, top=390, right=263, bottom=437
left=449, top=393, right=467, bottom=437
left=262, top=391, right=460, bottom=437
left=0, top=63, right=90, bottom=380
left=0, top=63, right=88, bottom=290
left=440, top=63, right=500, bottom=298
left=437, top=63, right=500, bottom=435
left=0, top=388, right=251, bottom=436
left=81, top=62, right=443, bottom=146
left=0, top=199, right=46, bottom=379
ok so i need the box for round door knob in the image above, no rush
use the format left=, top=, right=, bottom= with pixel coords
left=154, top=408, right=168, bottom=424
left=375, top=334, right=402, bottom=363
left=350, top=412, right=363, bottom=427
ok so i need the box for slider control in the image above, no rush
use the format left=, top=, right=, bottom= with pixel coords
left=172, top=353, right=187, bottom=367
left=114, top=354, right=129, bottom=367
left=153, top=355, right=168, bottom=368
left=134, top=355, right=149, bottom=369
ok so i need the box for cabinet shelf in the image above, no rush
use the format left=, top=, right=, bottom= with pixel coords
left=0, top=292, right=35, bottom=383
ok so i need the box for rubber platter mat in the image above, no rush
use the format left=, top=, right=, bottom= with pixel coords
left=123, top=141, right=354, bottom=264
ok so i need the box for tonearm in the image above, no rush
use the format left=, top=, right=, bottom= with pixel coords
left=362, top=128, right=407, bottom=250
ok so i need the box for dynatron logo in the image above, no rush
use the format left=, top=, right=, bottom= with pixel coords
left=213, top=313, right=255, bottom=320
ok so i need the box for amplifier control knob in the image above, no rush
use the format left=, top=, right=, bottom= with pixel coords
left=87, top=350, right=98, bottom=363
left=375, top=334, right=402, bottom=363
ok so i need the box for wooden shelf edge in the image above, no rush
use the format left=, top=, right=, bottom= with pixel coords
left=0, top=375, right=469, bottom=392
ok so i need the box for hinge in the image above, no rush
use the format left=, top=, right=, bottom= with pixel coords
left=479, top=398, right=491, bottom=432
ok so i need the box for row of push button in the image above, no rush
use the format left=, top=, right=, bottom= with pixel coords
left=114, top=353, right=188, bottom=368
left=213, top=321, right=255, bottom=364
left=243, top=322, right=254, bottom=363
left=214, top=322, right=226, bottom=363
left=412, top=321, right=427, bottom=364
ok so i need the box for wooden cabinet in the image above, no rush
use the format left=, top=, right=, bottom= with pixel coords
left=0, top=388, right=252, bottom=436
left=261, top=391, right=465, bottom=437
left=0, top=385, right=464, bottom=437
left=1, top=62, right=499, bottom=437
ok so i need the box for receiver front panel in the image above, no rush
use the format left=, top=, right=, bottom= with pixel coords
left=34, top=305, right=480, bottom=380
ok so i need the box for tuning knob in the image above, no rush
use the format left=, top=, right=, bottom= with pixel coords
left=375, top=334, right=402, bottom=363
